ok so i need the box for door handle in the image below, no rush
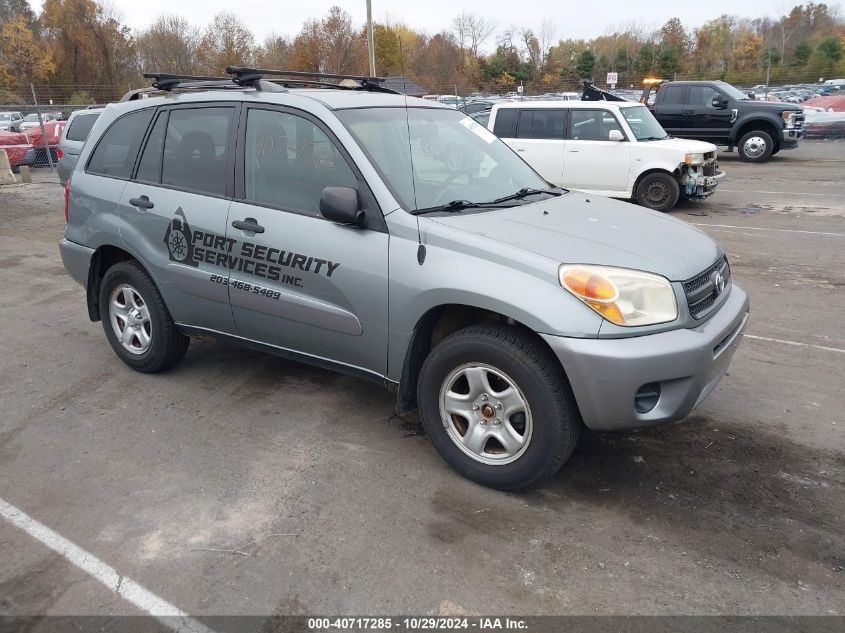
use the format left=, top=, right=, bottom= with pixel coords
left=128, top=195, right=154, bottom=209
left=567, top=149, right=580, bottom=153
left=683, top=109, right=694, bottom=115
left=516, top=148, right=526, bottom=152
left=231, top=218, right=265, bottom=234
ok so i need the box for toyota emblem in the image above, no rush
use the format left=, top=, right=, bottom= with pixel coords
left=712, top=270, right=725, bottom=295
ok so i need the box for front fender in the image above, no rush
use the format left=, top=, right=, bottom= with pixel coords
left=729, top=114, right=783, bottom=142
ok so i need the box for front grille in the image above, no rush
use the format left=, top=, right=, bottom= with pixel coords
left=793, top=111, right=805, bottom=129
left=683, top=257, right=731, bottom=319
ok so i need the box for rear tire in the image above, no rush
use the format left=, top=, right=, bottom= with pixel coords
left=99, top=260, right=189, bottom=373
left=417, top=324, right=581, bottom=490
left=635, top=172, right=680, bottom=212
left=737, top=130, right=774, bottom=162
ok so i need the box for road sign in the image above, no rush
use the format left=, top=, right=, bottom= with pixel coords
left=517, top=85, right=524, bottom=94
left=606, top=72, right=618, bottom=85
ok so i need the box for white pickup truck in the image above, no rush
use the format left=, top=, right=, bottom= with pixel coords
left=487, top=100, right=725, bottom=211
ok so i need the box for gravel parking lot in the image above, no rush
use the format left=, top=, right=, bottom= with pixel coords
left=1, top=143, right=843, bottom=623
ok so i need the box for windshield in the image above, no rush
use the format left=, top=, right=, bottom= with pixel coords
left=620, top=105, right=669, bottom=140
left=717, top=82, right=751, bottom=101
left=337, top=107, right=549, bottom=211
left=0, top=114, right=10, bottom=122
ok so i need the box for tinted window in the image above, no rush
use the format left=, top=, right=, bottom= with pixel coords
left=492, top=108, right=517, bottom=137
left=568, top=109, right=623, bottom=141
left=65, top=113, right=99, bottom=141
left=529, top=109, right=566, bottom=139
left=161, top=108, right=232, bottom=196
left=661, top=85, right=686, bottom=105
left=690, top=86, right=722, bottom=107
left=87, top=109, right=154, bottom=179
left=135, top=111, right=167, bottom=183
left=243, top=108, right=357, bottom=215
left=516, top=110, right=534, bottom=138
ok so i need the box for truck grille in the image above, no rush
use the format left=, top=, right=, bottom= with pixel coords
left=793, top=111, right=805, bottom=129
left=683, top=257, right=731, bottom=319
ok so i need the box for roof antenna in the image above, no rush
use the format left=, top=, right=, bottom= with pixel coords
left=397, top=36, right=425, bottom=265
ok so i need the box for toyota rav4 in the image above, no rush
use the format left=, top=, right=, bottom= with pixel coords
left=59, top=68, right=749, bottom=490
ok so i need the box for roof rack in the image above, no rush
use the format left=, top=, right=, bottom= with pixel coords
left=120, top=73, right=287, bottom=101
left=225, top=67, right=398, bottom=93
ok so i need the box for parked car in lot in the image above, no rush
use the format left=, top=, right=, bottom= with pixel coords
left=57, top=108, right=103, bottom=184
left=17, top=112, right=57, bottom=132
left=0, top=111, right=24, bottom=131
left=60, top=68, right=748, bottom=489
left=0, top=129, right=35, bottom=171
left=487, top=101, right=724, bottom=211
left=642, top=80, right=804, bottom=162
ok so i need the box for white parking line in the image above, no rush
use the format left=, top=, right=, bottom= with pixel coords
left=745, top=334, right=845, bottom=355
left=694, top=223, right=845, bottom=237
left=717, top=189, right=845, bottom=197
left=0, top=498, right=215, bottom=633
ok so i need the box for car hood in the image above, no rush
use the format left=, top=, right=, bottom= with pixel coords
left=740, top=100, right=800, bottom=113
left=428, top=192, right=722, bottom=281
left=646, top=137, right=717, bottom=154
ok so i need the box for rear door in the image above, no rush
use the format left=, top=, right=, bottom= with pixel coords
left=562, top=108, right=631, bottom=193
left=117, top=103, right=238, bottom=334
left=653, top=84, right=690, bottom=136
left=226, top=105, right=389, bottom=376
left=505, top=109, right=566, bottom=186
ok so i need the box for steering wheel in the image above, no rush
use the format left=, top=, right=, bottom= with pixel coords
left=433, top=170, right=474, bottom=206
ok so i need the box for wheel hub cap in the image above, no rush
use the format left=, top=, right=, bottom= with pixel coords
left=109, top=283, right=152, bottom=355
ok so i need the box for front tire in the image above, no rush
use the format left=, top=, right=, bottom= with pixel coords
left=738, top=130, right=774, bottom=162
left=635, top=172, right=680, bottom=212
left=417, top=325, right=581, bottom=490
left=99, top=260, right=189, bottom=373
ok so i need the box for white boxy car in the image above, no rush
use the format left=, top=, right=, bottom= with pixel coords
left=487, top=101, right=725, bottom=211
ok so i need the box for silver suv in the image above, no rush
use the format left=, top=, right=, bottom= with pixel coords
left=60, top=69, right=749, bottom=489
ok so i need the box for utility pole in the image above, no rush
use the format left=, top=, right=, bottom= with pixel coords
left=366, top=0, right=376, bottom=76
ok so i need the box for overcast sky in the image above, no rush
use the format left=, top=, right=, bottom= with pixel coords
left=29, top=0, right=845, bottom=47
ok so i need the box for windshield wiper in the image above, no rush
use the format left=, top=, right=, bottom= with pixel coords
left=412, top=200, right=487, bottom=215
left=489, top=187, right=563, bottom=204
left=640, top=135, right=670, bottom=141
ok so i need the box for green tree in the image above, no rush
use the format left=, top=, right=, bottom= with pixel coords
left=792, top=40, right=812, bottom=67
left=575, top=49, right=595, bottom=78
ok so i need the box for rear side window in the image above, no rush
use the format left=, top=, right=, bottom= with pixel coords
left=65, top=113, right=100, bottom=142
left=529, top=109, right=566, bottom=139
left=87, top=109, right=155, bottom=179
left=492, top=108, right=517, bottom=138
left=515, top=110, right=534, bottom=138
left=660, top=85, right=686, bottom=105
left=161, top=108, right=233, bottom=196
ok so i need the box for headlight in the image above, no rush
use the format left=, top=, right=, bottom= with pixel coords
left=684, top=153, right=704, bottom=165
left=559, top=265, right=678, bottom=327
left=782, top=111, right=798, bottom=127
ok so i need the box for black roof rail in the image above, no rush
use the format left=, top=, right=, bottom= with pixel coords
left=226, top=67, right=398, bottom=93
left=119, top=73, right=287, bottom=101
left=143, top=73, right=230, bottom=91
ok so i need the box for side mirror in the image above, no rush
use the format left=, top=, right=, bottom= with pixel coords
left=747, top=92, right=756, bottom=100
left=711, top=96, right=728, bottom=109
left=608, top=129, right=625, bottom=142
left=320, top=187, right=364, bottom=226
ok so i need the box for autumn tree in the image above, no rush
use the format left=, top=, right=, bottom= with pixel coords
left=136, top=14, right=202, bottom=74
left=0, top=16, right=55, bottom=88
left=256, top=33, right=292, bottom=69
left=198, top=12, right=255, bottom=76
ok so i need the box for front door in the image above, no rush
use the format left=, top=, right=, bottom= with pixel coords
left=118, top=104, right=238, bottom=333
left=562, top=109, right=631, bottom=193
left=689, top=85, right=735, bottom=140
left=227, top=106, right=389, bottom=376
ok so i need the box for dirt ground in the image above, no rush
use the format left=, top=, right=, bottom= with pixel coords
left=0, top=143, right=843, bottom=623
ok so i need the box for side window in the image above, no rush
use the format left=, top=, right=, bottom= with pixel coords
left=529, top=109, right=566, bottom=140
left=516, top=110, right=534, bottom=138
left=135, top=111, right=168, bottom=183
left=243, top=108, right=357, bottom=216
left=690, top=86, right=722, bottom=108
left=161, top=107, right=233, bottom=196
left=568, top=109, right=623, bottom=141
left=87, top=109, right=154, bottom=179
left=66, top=113, right=99, bottom=141
left=661, top=85, right=686, bottom=105
left=492, top=108, right=517, bottom=138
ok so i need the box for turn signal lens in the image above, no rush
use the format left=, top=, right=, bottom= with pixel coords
left=559, top=265, right=678, bottom=327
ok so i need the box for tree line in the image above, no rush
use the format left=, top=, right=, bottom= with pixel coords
left=0, top=0, right=843, bottom=103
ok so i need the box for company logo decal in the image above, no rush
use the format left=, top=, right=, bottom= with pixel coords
left=164, top=207, right=198, bottom=267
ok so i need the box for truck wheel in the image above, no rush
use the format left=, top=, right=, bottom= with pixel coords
left=417, top=324, right=581, bottom=490
left=635, top=172, right=680, bottom=212
left=738, top=130, right=773, bottom=162
left=771, top=142, right=781, bottom=156
left=99, top=260, right=189, bottom=373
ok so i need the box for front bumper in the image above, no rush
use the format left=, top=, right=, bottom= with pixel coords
left=541, top=283, right=749, bottom=431
left=59, top=238, right=95, bottom=287
left=783, top=127, right=803, bottom=143
left=681, top=166, right=725, bottom=199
